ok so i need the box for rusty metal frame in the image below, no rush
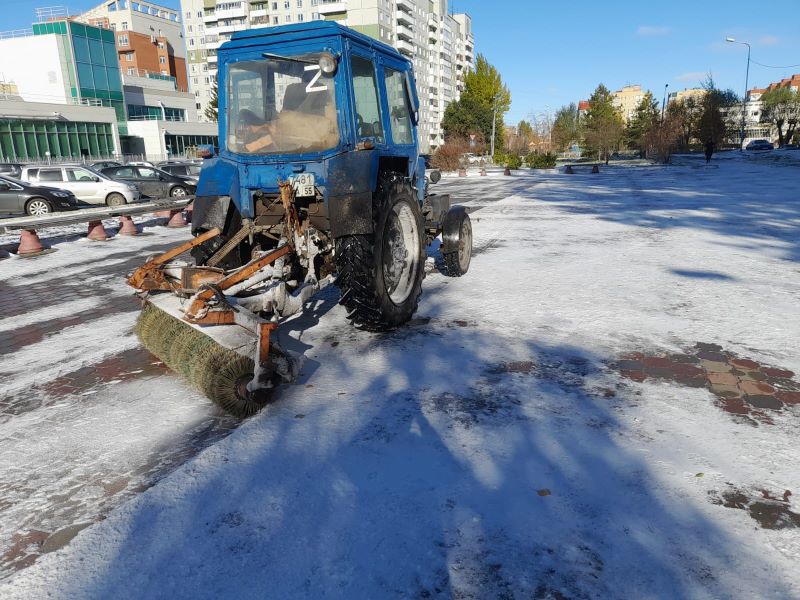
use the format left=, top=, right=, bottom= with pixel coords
left=184, top=243, right=292, bottom=320
left=128, top=227, right=221, bottom=290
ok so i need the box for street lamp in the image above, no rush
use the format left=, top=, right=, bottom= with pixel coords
left=490, top=93, right=499, bottom=159
left=726, top=37, right=751, bottom=151
left=661, top=83, right=669, bottom=123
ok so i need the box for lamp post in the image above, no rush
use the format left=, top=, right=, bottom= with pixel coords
left=726, top=37, right=750, bottom=150
left=661, top=83, right=669, bottom=123
left=490, top=93, right=499, bottom=159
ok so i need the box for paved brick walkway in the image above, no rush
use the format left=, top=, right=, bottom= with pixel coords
left=0, top=225, right=238, bottom=579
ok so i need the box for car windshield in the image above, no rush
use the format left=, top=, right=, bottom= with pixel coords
left=227, top=54, right=339, bottom=155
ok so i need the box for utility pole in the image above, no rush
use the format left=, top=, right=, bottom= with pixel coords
left=726, top=37, right=751, bottom=150
left=661, top=83, right=669, bottom=123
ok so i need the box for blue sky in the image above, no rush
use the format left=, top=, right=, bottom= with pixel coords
left=6, top=0, right=799, bottom=124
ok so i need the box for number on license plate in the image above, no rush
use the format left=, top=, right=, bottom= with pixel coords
left=292, top=173, right=315, bottom=197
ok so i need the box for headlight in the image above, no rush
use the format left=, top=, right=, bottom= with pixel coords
left=52, top=191, right=70, bottom=198
left=127, top=184, right=138, bottom=191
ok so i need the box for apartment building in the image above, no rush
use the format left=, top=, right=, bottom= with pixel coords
left=181, top=0, right=474, bottom=152
left=79, top=1, right=188, bottom=91
left=611, top=84, right=644, bottom=123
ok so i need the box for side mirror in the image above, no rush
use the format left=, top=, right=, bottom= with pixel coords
left=429, top=169, right=441, bottom=184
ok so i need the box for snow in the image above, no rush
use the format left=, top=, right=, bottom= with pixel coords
left=1, top=157, right=799, bottom=598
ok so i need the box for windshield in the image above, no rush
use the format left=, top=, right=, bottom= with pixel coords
left=227, top=54, right=339, bottom=155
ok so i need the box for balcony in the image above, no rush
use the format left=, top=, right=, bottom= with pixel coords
left=396, top=0, right=413, bottom=13
left=250, top=8, right=268, bottom=18
left=396, top=38, right=414, bottom=57
left=317, top=0, right=347, bottom=14
left=395, top=10, right=414, bottom=27
left=428, top=14, right=439, bottom=30
left=397, top=22, right=413, bottom=41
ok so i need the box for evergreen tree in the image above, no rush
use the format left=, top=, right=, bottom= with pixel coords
left=204, top=80, right=219, bottom=123
left=442, top=54, right=510, bottom=154
left=582, top=84, right=624, bottom=163
left=625, top=91, right=659, bottom=156
left=696, top=75, right=727, bottom=145
left=551, top=103, right=580, bottom=152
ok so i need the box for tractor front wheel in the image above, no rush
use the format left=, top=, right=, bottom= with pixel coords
left=335, top=174, right=425, bottom=331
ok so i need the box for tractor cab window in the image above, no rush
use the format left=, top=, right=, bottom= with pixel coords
left=228, top=54, right=339, bottom=155
left=351, top=55, right=383, bottom=143
left=384, top=67, right=413, bottom=145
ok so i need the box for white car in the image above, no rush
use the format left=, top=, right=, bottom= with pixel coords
left=19, top=165, right=141, bottom=206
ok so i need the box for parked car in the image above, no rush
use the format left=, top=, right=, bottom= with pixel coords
left=777, top=143, right=798, bottom=150
left=19, top=165, right=140, bottom=206
left=0, top=163, right=25, bottom=179
left=0, top=174, right=79, bottom=216
left=157, top=161, right=202, bottom=184
left=90, top=160, right=123, bottom=169
left=101, top=165, right=196, bottom=198
left=745, top=139, right=773, bottom=151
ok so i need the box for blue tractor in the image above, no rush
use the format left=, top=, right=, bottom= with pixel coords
left=129, top=21, right=472, bottom=417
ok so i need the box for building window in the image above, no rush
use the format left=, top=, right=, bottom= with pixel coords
left=185, top=10, right=191, bottom=19
left=121, top=21, right=128, bottom=29
left=312, top=12, right=320, bottom=20
left=273, top=16, right=279, bottom=24
left=272, top=2, right=277, bottom=8
left=126, top=52, right=134, bottom=61
left=188, top=25, right=193, bottom=32
left=285, top=14, right=292, bottom=22
left=284, top=0, right=289, bottom=8
left=127, top=67, right=136, bottom=75
left=158, top=41, right=165, bottom=49
left=297, top=0, right=302, bottom=6
left=159, top=56, right=166, bottom=64
left=118, top=34, right=129, bottom=46
left=297, top=14, right=304, bottom=21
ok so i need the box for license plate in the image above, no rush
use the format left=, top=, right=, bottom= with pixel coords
left=291, top=173, right=315, bottom=197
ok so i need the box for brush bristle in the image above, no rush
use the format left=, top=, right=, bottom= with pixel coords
left=134, top=303, right=273, bottom=418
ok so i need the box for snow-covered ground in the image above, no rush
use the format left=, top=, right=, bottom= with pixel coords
left=1, top=158, right=799, bottom=599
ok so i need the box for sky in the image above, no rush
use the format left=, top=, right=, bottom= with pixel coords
left=4, top=0, right=799, bottom=124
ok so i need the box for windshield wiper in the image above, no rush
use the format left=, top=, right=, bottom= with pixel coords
left=262, top=52, right=315, bottom=65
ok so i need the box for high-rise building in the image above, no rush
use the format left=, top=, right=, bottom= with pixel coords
left=180, top=0, right=474, bottom=151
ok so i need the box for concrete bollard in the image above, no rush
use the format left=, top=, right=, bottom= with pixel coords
left=17, top=229, right=46, bottom=256
left=167, top=209, right=188, bottom=228
left=480, top=168, right=487, bottom=176
left=87, top=220, right=110, bottom=241
left=565, top=165, right=574, bottom=174
left=591, top=165, right=600, bottom=174
left=503, top=167, right=511, bottom=176
left=458, top=168, right=467, bottom=177
left=118, top=215, right=140, bottom=236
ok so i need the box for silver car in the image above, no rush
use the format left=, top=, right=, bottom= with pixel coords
left=19, top=165, right=141, bottom=206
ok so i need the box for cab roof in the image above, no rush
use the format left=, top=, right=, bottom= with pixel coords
left=223, top=21, right=410, bottom=67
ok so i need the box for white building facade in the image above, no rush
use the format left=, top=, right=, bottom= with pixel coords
left=180, top=0, right=474, bottom=152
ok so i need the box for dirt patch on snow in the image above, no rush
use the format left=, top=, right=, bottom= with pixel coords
left=710, top=486, right=799, bottom=530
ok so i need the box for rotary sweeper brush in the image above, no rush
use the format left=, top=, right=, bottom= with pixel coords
left=127, top=21, right=473, bottom=417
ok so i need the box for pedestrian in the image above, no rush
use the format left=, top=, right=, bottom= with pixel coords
left=704, top=138, right=715, bottom=164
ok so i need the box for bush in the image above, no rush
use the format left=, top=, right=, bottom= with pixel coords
left=503, top=153, right=523, bottom=169
left=527, top=153, right=557, bottom=169
left=432, top=136, right=469, bottom=171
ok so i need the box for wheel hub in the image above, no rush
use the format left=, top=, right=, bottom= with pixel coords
left=382, top=202, right=419, bottom=304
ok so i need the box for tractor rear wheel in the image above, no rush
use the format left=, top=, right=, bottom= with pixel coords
left=335, top=174, right=425, bottom=331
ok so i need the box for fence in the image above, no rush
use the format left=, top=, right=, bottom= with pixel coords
left=0, top=196, right=194, bottom=256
